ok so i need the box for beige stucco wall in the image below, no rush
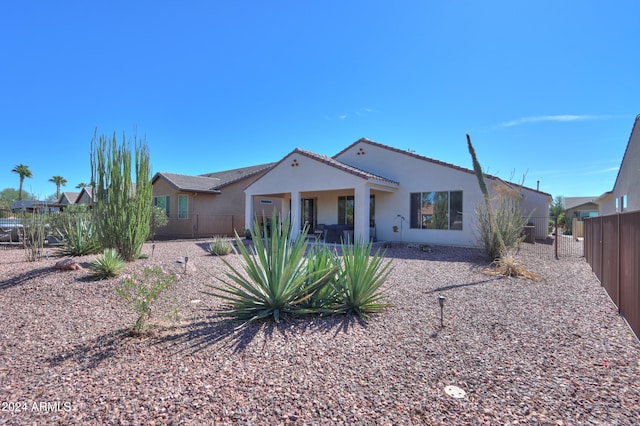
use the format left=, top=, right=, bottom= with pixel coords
left=153, top=170, right=277, bottom=238
left=600, top=116, right=640, bottom=215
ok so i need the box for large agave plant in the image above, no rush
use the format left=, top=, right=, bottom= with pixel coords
left=58, top=215, right=102, bottom=256
left=334, top=239, right=392, bottom=318
left=205, top=212, right=337, bottom=327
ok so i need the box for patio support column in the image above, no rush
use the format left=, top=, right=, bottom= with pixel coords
left=245, top=193, right=254, bottom=232
left=290, top=190, right=301, bottom=240
left=354, top=184, right=370, bottom=242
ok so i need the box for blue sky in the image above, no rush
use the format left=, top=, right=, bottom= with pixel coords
left=1, top=1, right=638, bottom=201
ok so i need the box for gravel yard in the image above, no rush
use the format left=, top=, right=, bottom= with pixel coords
left=1, top=240, right=639, bottom=425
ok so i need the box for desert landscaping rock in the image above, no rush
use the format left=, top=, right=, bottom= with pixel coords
left=1, top=240, right=639, bottom=424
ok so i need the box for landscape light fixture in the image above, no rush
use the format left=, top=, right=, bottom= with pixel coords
left=438, top=295, right=446, bottom=328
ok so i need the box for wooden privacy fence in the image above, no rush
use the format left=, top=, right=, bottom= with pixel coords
left=584, top=212, right=640, bottom=340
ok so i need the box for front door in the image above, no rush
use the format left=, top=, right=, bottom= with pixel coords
left=301, top=198, right=316, bottom=230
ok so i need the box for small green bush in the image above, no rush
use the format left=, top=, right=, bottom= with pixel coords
left=207, top=236, right=233, bottom=256
left=115, top=266, right=176, bottom=334
left=90, top=248, right=126, bottom=280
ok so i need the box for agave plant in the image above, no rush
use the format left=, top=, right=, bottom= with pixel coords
left=333, top=239, right=393, bottom=319
left=205, top=212, right=337, bottom=327
left=301, top=243, right=341, bottom=312
left=58, top=214, right=102, bottom=256
left=90, top=248, right=127, bottom=280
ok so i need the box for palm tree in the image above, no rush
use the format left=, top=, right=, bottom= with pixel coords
left=49, top=175, right=68, bottom=200
left=11, top=164, right=33, bottom=201
left=76, top=182, right=89, bottom=189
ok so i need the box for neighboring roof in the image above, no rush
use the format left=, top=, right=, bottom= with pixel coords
left=152, top=173, right=222, bottom=194
left=200, top=163, right=275, bottom=188
left=564, top=197, right=599, bottom=210
left=292, top=148, right=399, bottom=185
left=59, top=191, right=80, bottom=204
left=595, top=191, right=613, bottom=204
left=334, top=138, right=552, bottom=198
left=611, top=114, right=640, bottom=192
left=11, top=200, right=51, bottom=210
left=77, top=187, right=94, bottom=202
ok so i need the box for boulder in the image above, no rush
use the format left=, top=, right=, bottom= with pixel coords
left=55, top=259, right=83, bottom=271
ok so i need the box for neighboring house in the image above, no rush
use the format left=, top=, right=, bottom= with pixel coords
left=10, top=199, right=58, bottom=214
left=564, top=197, right=599, bottom=221
left=244, top=138, right=551, bottom=246
left=57, top=192, right=80, bottom=209
left=75, top=187, right=94, bottom=205
left=597, top=115, right=640, bottom=215
left=152, top=163, right=276, bottom=238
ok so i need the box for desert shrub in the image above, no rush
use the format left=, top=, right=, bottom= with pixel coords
left=90, top=248, right=126, bottom=280
left=484, top=248, right=543, bottom=280
left=149, top=205, right=169, bottom=242
left=207, top=236, right=233, bottom=256
left=333, top=239, right=392, bottom=319
left=115, top=266, right=176, bottom=334
left=58, top=214, right=102, bottom=256
left=475, top=195, right=529, bottom=261
left=20, top=211, right=46, bottom=262
left=468, top=134, right=541, bottom=280
left=90, top=130, right=153, bottom=261
left=205, top=212, right=336, bottom=327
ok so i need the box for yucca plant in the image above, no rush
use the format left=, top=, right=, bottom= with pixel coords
left=90, top=248, right=126, bottom=280
left=331, top=239, right=392, bottom=319
left=301, top=243, right=341, bottom=312
left=208, top=236, right=233, bottom=256
left=58, top=214, right=102, bottom=256
left=205, top=212, right=337, bottom=328
left=485, top=248, right=543, bottom=280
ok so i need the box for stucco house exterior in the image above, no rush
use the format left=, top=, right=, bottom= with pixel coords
left=151, top=163, right=275, bottom=238
left=597, top=115, right=640, bottom=215
left=244, top=138, right=551, bottom=247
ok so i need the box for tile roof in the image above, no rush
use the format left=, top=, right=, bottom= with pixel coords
left=200, top=163, right=275, bottom=188
left=153, top=173, right=222, bottom=193
left=60, top=192, right=80, bottom=204
left=335, top=138, right=551, bottom=197
left=564, top=197, right=598, bottom=210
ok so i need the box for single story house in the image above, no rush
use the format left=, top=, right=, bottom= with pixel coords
left=564, top=197, right=599, bottom=221
left=151, top=163, right=276, bottom=238
left=56, top=191, right=80, bottom=209
left=597, top=114, right=640, bottom=215
left=75, top=187, right=94, bottom=205
left=244, top=138, right=551, bottom=246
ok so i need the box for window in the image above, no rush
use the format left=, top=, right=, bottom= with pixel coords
left=338, top=194, right=376, bottom=226
left=338, top=196, right=354, bottom=225
left=622, top=194, right=628, bottom=212
left=154, top=195, right=170, bottom=216
left=410, top=191, right=463, bottom=230
left=178, top=195, right=188, bottom=219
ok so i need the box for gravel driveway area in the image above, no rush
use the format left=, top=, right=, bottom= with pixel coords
left=1, top=240, right=639, bottom=424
